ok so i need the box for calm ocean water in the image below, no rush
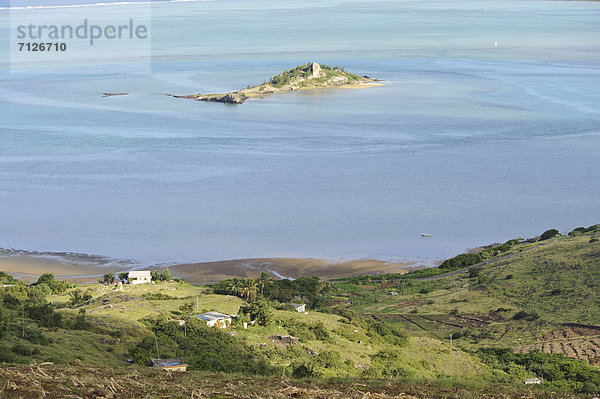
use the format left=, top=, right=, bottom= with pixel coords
left=0, top=0, right=599, bottom=264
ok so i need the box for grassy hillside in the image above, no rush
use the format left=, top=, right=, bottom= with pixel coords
left=332, top=226, right=600, bottom=366
left=1, top=224, right=599, bottom=397
left=482, top=236, right=600, bottom=323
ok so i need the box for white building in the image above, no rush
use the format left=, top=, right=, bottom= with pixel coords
left=128, top=271, right=151, bottom=285
left=291, top=303, right=306, bottom=313
left=190, top=311, right=232, bottom=328
left=525, top=378, right=541, bottom=385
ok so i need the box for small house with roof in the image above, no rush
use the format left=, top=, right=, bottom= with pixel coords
left=190, top=311, right=232, bottom=328
left=128, top=271, right=151, bottom=285
left=291, top=303, right=306, bottom=313
left=151, top=358, right=188, bottom=372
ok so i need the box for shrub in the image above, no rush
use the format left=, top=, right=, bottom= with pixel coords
left=26, top=303, right=63, bottom=328
left=102, top=273, right=114, bottom=284
left=590, top=237, right=598, bottom=243
left=12, top=341, right=38, bottom=356
left=540, top=229, right=560, bottom=240
left=179, top=301, right=195, bottom=316
left=582, top=381, right=599, bottom=394
left=0, top=271, right=18, bottom=285
left=477, top=276, right=490, bottom=285
left=291, top=362, right=321, bottom=378
left=68, top=289, right=92, bottom=307
left=239, top=301, right=272, bottom=326
left=505, top=274, right=514, bottom=280
left=512, top=311, right=539, bottom=321
left=0, top=346, right=18, bottom=363
left=70, top=309, right=92, bottom=330
left=476, top=348, right=600, bottom=391
left=468, top=267, right=481, bottom=278
left=142, top=292, right=176, bottom=300
left=23, top=327, right=53, bottom=345
left=34, top=274, right=69, bottom=295
left=569, top=227, right=586, bottom=236
left=365, top=349, right=414, bottom=379
left=310, top=321, right=331, bottom=342
left=0, top=306, right=9, bottom=334
left=439, top=253, right=482, bottom=271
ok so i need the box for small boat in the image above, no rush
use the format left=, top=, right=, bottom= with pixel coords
left=421, top=233, right=433, bottom=237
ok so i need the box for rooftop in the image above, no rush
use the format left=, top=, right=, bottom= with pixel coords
left=190, top=311, right=230, bottom=321
left=128, top=271, right=151, bottom=278
left=151, top=358, right=187, bottom=368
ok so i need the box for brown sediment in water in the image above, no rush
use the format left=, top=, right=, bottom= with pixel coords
left=0, top=249, right=421, bottom=284
left=169, top=257, right=421, bottom=284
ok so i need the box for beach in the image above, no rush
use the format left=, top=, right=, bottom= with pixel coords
left=0, top=250, right=418, bottom=284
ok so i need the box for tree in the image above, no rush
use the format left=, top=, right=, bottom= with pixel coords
left=160, top=268, right=172, bottom=282
left=71, top=309, right=92, bottom=330
left=34, top=274, right=68, bottom=295
left=540, top=229, right=560, bottom=241
left=469, top=267, right=481, bottom=278
left=179, top=301, right=195, bottom=317
left=26, top=303, right=63, bottom=328
left=151, top=268, right=173, bottom=282
left=69, top=289, right=92, bottom=307
left=0, top=306, right=9, bottom=334
left=227, top=279, right=242, bottom=296
left=257, top=272, right=272, bottom=297
left=239, top=301, right=272, bottom=326
left=118, top=272, right=129, bottom=281
left=36, top=273, right=56, bottom=286
left=102, top=273, right=115, bottom=284
left=240, top=280, right=258, bottom=302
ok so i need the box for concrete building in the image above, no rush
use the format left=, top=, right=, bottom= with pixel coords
left=128, top=271, right=151, bottom=285
left=190, top=311, right=232, bottom=328
left=291, top=303, right=306, bottom=313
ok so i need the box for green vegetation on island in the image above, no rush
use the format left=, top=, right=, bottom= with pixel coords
left=176, top=62, right=379, bottom=104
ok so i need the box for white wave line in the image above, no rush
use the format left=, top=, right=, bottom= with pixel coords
left=0, top=0, right=214, bottom=10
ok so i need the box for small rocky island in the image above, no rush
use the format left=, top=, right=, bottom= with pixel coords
left=174, top=62, right=380, bottom=104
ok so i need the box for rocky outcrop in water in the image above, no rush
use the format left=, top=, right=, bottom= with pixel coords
left=176, top=62, right=379, bottom=104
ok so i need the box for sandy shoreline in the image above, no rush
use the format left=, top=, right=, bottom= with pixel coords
left=0, top=250, right=421, bottom=284
left=169, top=257, right=419, bottom=284
left=0, top=255, right=131, bottom=283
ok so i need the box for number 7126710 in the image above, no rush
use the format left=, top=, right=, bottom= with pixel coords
left=18, top=42, right=67, bottom=52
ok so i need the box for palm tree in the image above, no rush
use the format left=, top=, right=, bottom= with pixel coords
left=228, top=278, right=242, bottom=296
left=240, top=280, right=258, bottom=302
left=257, top=271, right=272, bottom=297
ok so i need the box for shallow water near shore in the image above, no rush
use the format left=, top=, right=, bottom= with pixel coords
left=0, top=0, right=599, bottom=264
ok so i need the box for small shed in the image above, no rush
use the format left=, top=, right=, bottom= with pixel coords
left=128, top=271, right=151, bottom=285
left=525, top=378, right=541, bottom=385
left=190, top=311, right=232, bottom=328
left=291, top=303, right=306, bottom=313
left=151, top=358, right=188, bottom=372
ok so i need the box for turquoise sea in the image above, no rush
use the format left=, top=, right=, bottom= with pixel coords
left=0, top=0, right=599, bottom=264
